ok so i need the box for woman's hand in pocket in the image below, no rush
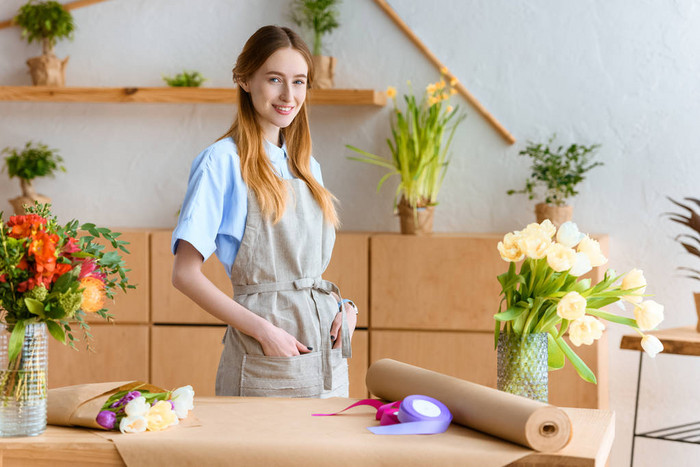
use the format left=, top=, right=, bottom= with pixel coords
left=330, top=301, right=357, bottom=349
left=257, top=323, right=311, bottom=357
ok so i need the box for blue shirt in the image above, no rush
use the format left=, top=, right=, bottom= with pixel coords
left=171, top=137, right=324, bottom=277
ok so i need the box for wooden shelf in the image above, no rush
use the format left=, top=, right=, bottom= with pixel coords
left=0, top=86, right=386, bottom=106
left=620, top=325, right=700, bottom=356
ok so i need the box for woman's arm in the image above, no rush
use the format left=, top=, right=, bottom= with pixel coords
left=172, top=240, right=311, bottom=357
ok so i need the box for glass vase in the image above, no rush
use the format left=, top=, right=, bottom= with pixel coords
left=0, top=322, right=48, bottom=437
left=497, top=332, right=548, bottom=403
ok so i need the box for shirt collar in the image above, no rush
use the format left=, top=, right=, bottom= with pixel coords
left=263, top=138, right=288, bottom=163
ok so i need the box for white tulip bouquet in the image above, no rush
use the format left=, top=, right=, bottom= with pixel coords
left=496, top=220, right=665, bottom=383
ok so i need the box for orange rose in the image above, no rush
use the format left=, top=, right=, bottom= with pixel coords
left=80, top=276, right=106, bottom=313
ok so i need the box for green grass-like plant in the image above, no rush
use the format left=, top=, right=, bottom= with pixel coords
left=290, top=0, right=341, bottom=56
left=162, top=70, right=207, bottom=87
left=508, top=136, right=602, bottom=206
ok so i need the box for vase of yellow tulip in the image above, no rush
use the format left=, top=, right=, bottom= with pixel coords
left=495, top=220, right=665, bottom=400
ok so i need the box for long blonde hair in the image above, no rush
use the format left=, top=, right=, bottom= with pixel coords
left=219, top=25, right=338, bottom=227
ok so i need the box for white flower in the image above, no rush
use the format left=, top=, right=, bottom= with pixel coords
left=124, top=397, right=150, bottom=418
left=119, top=415, right=148, bottom=434
left=634, top=300, right=664, bottom=331
left=621, top=269, right=647, bottom=304
left=546, top=243, right=577, bottom=272
left=517, top=229, right=552, bottom=259
left=557, top=291, right=588, bottom=320
left=556, top=221, right=584, bottom=248
left=497, top=231, right=524, bottom=262
left=171, top=385, right=195, bottom=419
left=577, top=236, right=608, bottom=268
left=538, top=219, right=557, bottom=238
left=569, top=252, right=593, bottom=277
left=641, top=335, right=664, bottom=358
left=522, top=220, right=556, bottom=239
left=569, top=316, right=605, bottom=346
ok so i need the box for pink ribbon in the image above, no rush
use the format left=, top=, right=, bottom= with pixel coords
left=313, top=395, right=452, bottom=435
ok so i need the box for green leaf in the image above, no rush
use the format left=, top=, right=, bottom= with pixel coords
left=555, top=336, right=597, bottom=383
left=585, top=308, right=638, bottom=327
left=46, top=320, right=66, bottom=343
left=8, top=321, right=27, bottom=362
left=24, top=297, right=45, bottom=318
left=494, top=306, right=527, bottom=322
left=547, top=333, right=565, bottom=370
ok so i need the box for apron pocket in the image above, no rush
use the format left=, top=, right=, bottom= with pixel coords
left=240, top=352, right=323, bottom=397
left=330, top=348, right=349, bottom=392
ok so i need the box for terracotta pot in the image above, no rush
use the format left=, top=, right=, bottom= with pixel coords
left=27, top=53, right=69, bottom=87
left=397, top=198, right=435, bottom=235
left=695, top=292, right=700, bottom=333
left=311, top=55, right=336, bottom=89
left=9, top=194, right=51, bottom=215
left=534, top=203, right=573, bottom=228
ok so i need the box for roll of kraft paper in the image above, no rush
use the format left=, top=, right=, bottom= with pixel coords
left=365, top=359, right=572, bottom=452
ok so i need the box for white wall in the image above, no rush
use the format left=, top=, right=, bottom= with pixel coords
left=1, top=1, right=699, bottom=465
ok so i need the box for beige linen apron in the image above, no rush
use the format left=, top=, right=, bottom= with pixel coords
left=216, top=178, right=350, bottom=398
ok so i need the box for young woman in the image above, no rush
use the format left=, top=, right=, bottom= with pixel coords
left=171, top=25, right=356, bottom=398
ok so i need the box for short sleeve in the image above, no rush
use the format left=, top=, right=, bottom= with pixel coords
left=171, top=139, right=246, bottom=268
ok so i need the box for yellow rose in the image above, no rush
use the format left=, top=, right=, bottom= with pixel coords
left=517, top=229, right=552, bottom=259
left=634, top=300, right=664, bottom=331
left=497, top=232, right=524, bottom=262
left=146, top=400, right=179, bottom=432
left=557, top=291, right=587, bottom=320
left=577, top=236, right=607, bottom=267
left=386, top=86, right=397, bottom=99
left=621, top=268, right=647, bottom=304
left=546, top=243, right=577, bottom=272
left=568, top=316, right=605, bottom=346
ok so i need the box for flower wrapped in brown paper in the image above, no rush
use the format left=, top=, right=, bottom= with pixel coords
left=47, top=381, right=166, bottom=429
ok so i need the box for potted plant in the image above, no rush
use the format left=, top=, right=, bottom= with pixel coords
left=290, top=0, right=341, bottom=89
left=664, top=196, right=700, bottom=332
left=14, top=0, right=75, bottom=86
left=347, top=73, right=465, bottom=234
left=2, top=141, right=66, bottom=215
left=163, top=70, right=207, bottom=87
left=507, top=136, right=602, bottom=228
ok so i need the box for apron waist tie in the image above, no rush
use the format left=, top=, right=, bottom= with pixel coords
left=233, top=277, right=352, bottom=391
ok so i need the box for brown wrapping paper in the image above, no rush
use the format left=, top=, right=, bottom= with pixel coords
left=365, top=359, right=572, bottom=453
left=47, top=381, right=166, bottom=429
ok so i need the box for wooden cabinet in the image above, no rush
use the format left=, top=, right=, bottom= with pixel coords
left=48, top=324, right=149, bottom=388
left=151, top=230, right=230, bottom=324
left=48, top=230, right=608, bottom=409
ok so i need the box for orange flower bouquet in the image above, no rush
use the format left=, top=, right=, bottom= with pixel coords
left=0, top=203, right=133, bottom=436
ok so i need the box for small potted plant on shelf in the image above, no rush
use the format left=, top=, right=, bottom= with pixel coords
left=664, top=196, right=700, bottom=332
left=2, top=141, right=66, bottom=215
left=14, top=0, right=75, bottom=86
left=507, top=136, right=602, bottom=228
left=347, top=72, right=466, bottom=234
left=162, top=70, right=207, bottom=87
left=290, top=0, right=341, bottom=89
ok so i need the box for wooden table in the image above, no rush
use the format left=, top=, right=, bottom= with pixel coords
left=0, top=397, right=615, bottom=467
left=620, top=325, right=700, bottom=465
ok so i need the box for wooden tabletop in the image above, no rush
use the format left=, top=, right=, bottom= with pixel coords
left=620, top=325, right=700, bottom=356
left=0, top=398, right=615, bottom=467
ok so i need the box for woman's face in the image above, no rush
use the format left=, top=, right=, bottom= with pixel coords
left=240, top=47, right=308, bottom=145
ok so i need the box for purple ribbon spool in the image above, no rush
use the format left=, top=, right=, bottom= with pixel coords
left=368, top=395, right=453, bottom=435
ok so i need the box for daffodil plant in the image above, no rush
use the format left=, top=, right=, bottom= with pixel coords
left=346, top=69, right=466, bottom=211
left=495, top=220, right=665, bottom=383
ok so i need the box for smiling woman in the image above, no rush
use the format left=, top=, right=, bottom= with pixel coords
left=170, top=25, right=356, bottom=399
